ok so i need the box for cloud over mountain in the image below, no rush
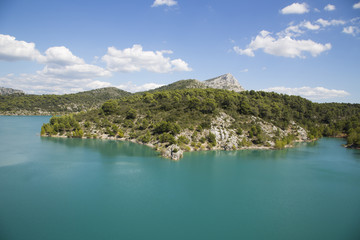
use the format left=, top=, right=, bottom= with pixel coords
left=263, top=86, right=349, bottom=100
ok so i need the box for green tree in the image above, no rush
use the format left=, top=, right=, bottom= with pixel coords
left=207, top=133, right=217, bottom=146
left=102, top=100, right=119, bottom=115
left=159, top=133, right=176, bottom=145
left=126, top=108, right=137, bottom=119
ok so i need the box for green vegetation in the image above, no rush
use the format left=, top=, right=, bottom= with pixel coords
left=40, top=88, right=360, bottom=158
left=137, top=79, right=205, bottom=93
left=346, top=127, right=360, bottom=148
left=0, top=87, right=130, bottom=114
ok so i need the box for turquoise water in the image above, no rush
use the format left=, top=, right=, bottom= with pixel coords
left=0, top=116, right=360, bottom=240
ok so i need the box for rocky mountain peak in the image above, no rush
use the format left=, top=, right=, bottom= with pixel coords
left=203, top=73, right=245, bottom=92
left=0, top=87, right=25, bottom=95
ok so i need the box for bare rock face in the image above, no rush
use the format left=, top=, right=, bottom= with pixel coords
left=0, top=87, right=24, bottom=95
left=288, top=121, right=308, bottom=141
left=162, top=145, right=183, bottom=161
left=210, top=112, right=239, bottom=150
left=204, top=73, right=245, bottom=92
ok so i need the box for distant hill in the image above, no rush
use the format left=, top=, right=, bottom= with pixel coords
left=0, top=87, right=24, bottom=95
left=74, top=87, right=131, bottom=100
left=0, top=87, right=131, bottom=115
left=144, top=73, right=245, bottom=93
left=144, top=79, right=205, bottom=93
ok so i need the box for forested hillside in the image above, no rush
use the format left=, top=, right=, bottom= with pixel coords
left=0, top=87, right=131, bottom=115
left=139, top=79, right=206, bottom=94
left=41, top=88, right=360, bottom=159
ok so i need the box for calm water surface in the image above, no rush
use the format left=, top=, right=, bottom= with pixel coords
left=0, top=116, right=360, bottom=240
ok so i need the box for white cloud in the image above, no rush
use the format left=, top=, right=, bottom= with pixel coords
left=324, top=4, right=335, bottom=11
left=171, top=58, right=191, bottom=71
left=40, top=63, right=111, bottom=79
left=102, top=44, right=191, bottom=73
left=152, top=0, right=177, bottom=7
left=0, top=34, right=112, bottom=94
left=116, top=82, right=164, bottom=93
left=39, top=46, right=84, bottom=65
left=281, top=21, right=320, bottom=38
left=280, top=2, right=309, bottom=15
left=240, top=69, right=249, bottom=73
left=0, top=72, right=113, bottom=95
left=353, top=2, right=360, bottom=9
left=233, top=46, right=255, bottom=57
left=282, top=24, right=304, bottom=37
left=343, top=26, right=360, bottom=36
left=302, top=21, right=320, bottom=30
left=0, top=34, right=41, bottom=61
left=39, top=46, right=111, bottom=79
left=234, top=30, right=331, bottom=58
left=316, top=18, right=346, bottom=27
left=86, top=80, right=112, bottom=89
left=263, top=86, right=350, bottom=100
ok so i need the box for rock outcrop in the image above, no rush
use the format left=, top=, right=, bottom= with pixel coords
left=162, top=144, right=184, bottom=161
left=204, top=73, right=245, bottom=92
left=0, top=87, right=24, bottom=95
left=210, top=112, right=239, bottom=150
left=142, top=73, right=245, bottom=93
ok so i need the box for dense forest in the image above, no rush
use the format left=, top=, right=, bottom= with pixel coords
left=41, top=88, right=360, bottom=158
left=0, top=87, right=130, bottom=114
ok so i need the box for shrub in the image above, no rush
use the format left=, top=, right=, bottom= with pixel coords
left=126, top=108, right=137, bottom=119
left=139, top=131, right=151, bottom=143
left=117, top=129, right=124, bottom=138
left=178, top=135, right=190, bottom=144
left=275, top=140, right=286, bottom=149
left=159, top=133, right=176, bottom=145
left=207, top=133, right=217, bottom=147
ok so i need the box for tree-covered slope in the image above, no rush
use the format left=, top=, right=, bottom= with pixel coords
left=41, top=88, right=360, bottom=159
left=0, top=87, right=131, bottom=115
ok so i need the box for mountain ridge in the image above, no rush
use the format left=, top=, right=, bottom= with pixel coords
left=143, top=73, right=245, bottom=93
left=0, top=87, right=131, bottom=115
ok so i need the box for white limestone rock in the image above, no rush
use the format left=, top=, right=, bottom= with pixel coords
left=204, top=73, right=245, bottom=92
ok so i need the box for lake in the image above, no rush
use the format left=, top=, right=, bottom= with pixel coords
left=0, top=116, right=360, bottom=240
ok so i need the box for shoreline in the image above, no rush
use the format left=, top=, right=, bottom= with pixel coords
left=41, top=133, right=316, bottom=160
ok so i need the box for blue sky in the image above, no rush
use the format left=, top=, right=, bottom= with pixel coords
left=0, top=0, right=359, bottom=103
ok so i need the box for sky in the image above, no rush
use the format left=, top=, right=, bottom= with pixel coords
left=0, top=0, right=359, bottom=103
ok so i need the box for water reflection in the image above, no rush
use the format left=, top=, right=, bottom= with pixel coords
left=41, top=137, right=158, bottom=159
left=185, top=148, right=291, bottom=161
left=351, top=149, right=360, bottom=162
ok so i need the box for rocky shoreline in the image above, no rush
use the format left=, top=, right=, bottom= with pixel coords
left=41, top=113, right=312, bottom=160
left=41, top=132, right=314, bottom=160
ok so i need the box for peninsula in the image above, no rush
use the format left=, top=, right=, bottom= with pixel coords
left=39, top=74, right=360, bottom=159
